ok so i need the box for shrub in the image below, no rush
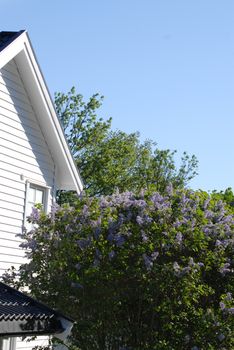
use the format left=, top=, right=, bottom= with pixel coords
left=10, top=187, right=234, bottom=349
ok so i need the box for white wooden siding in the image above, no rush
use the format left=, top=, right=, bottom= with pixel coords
left=16, top=337, right=49, bottom=350
left=0, top=59, right=56, bottom=275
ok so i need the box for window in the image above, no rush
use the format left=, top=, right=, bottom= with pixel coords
left=24, top=181, right=50, bottom=226
left=27, top=183, right=46, bottom=211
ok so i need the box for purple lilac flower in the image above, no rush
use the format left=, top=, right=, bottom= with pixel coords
left=151, top=251, right=159, bottom=261
left=108, top=251, right=115, bottom=260
left=166, top=183, right=173, bottom=196
left=20, top=239, right=37, bottom=251
left=173, top=262, right=180, bottom=276
left=126, top=211, right=133, bottom=220
left=42, top=232, right=52, bottom=240
left=204, top=210, right=213, bottom=219
left=77, top=238, right=91, bottom=250
left=188, top=258, right=195, bottom=267
left=227, top=308, right=234, bottom=314
left=226, top=292, right=232, bottom=301
left=145, top=215, right=153, bottom=224
left=219, top=263, right=231, bottom=276
left=50, top=203, right=59, bottom=220
left=136, top=215, right=144, bottom=225
left=100, top=197, right=110, bottom=208
left=108, top=221, right=117, bottom=234
left=94, top=227, right=101, bottom=239
left=203, top=226, right=211, bottom=235
left=150, top=193, right=165, bottom=209
left=65, top=224, right=71, bottom=232
left=156, top=200, right=170, bottom=211
left=115, top=235, right=125, bottom=247
left=180, top=266, right=191, bottom=276
left=173, top=262, right=180, bottom=271
left=222, top=215, right=233, bottom=224
left=197, top=262, right=204, bottom=268
left=143, top=254, right=153, bottom=271
left=215, top=240, right=222, bottom=247
left=107, top=232, right=114, bottom=242
left=175, top=232, right=183, bottom=244
left=30, top=207, right=40, bottom=221
left=216, top=239, right=230, bottom=249
left=203, top=198, right=210, bottom=210
left=141, top=230, right=148, bottom=242
left=82, top=204, right=90, bottom=217
left=173, top=262, right=191, bottom=277
left=90, top=218, right=101, bottom=228
left=217, top=333, right=225, bottom=342
left=215, top=200, right=225, bottom=211
left=135, top=199, right=147, bottom=208
left=173, top=220, right=183, bottom=228
left=125, top=230, right=132, bottom=237
left=219, top=301, right=225, bottom=310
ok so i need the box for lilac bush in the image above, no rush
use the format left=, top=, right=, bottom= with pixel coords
left=9, top=187, right=234, bottom=349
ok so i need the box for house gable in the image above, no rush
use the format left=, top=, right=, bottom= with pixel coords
left=0, top=31, right=83, bottom=273
left=0, top=30, right=83, bottom=192
left=0, top=58, right=57, bottom=274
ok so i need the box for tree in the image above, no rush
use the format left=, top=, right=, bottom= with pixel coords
left=55, top=87, right=198, bottom=201
left=211, top=188, right=234, bottom=210
left=7, top=187, right=234, bottom=349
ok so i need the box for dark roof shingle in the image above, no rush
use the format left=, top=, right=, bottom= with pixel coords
left=0, top=282, right=65, bottom=336
left=0, top=31, right=25, bottom=52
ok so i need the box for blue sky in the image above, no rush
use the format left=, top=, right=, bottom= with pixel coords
left=1, top=0, right=234, bottom=191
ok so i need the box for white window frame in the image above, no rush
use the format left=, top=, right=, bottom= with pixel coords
left=24, top=180, right=50, bottom=226
left=0, top=338, right=16, bottom=350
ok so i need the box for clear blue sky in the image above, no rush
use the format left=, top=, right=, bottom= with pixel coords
left=1, top=0, right=234, bottom=191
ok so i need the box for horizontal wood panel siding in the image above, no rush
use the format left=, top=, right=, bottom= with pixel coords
left=0, top=251, right=26, bottom=263
left=0, top=59, right=55, bottom=276
left=0, top=235, right=22, bottom=248
left=16, top=336, right=49, bottom=350
left=0, top=223, right=23, bottom=234
left=0, top=111, right=48, bottom=143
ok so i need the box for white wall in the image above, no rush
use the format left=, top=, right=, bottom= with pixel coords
left=0, top=59, right=56, bottom=275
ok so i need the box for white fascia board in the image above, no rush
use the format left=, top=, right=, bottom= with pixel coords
left=0, top=31, right=83, bottom=193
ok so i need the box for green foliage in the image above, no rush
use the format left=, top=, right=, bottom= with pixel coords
left=211, top=188, right=234, bottom=211
left=6, top=188, right=234, bottom=349
left=55, top=87, right=198, bottom=202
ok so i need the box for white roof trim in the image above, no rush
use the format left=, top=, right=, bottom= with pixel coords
left=0, top=31, right=83, bottom=193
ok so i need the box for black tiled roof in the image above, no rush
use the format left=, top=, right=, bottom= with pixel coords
left=0, top=31, right=25, bottom=52
left=0, top=282, right=65, bottom=336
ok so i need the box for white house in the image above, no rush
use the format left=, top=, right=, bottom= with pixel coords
left=0, top=30, right=83, bottom=350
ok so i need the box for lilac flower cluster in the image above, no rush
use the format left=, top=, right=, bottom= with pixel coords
left=21, top=187, right=234, bottom=281
left=219, top=263, right=232, bottom=276
left=28, top=207, right=40, bottom=222
left=173, top=258, right=204, bottom=278
left=219, top=293, right=234, bottom=315
left=142, top=251, right=159, bottom=271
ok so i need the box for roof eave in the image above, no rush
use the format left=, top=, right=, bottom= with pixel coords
left=0, top=318, right=64, bottom=337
